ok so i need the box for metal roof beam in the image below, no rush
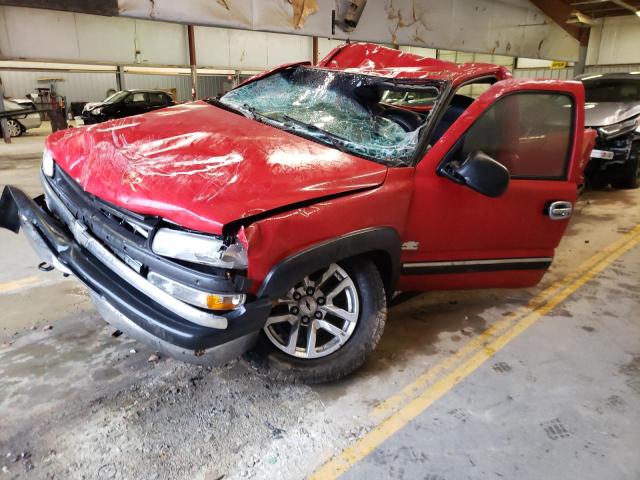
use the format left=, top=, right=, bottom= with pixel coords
left=528, top=0, right=589, bottom=43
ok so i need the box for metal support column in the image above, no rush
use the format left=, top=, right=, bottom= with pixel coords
left=574, top=29, right=590, bottom=76
left=0, top=77, right=11, bottom=144
left=116, top=66, right=125, bottom=91
left=187, top=25, right=198, bottom=100
left=312, top=36, right=319, bottom=65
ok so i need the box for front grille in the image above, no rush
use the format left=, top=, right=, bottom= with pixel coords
left=45, top=164, right=249, bottom=294
left=595, top=135, right=632, bottom=166
left=50, top=166, right=158, bottom=247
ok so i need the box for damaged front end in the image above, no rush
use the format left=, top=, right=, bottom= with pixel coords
left=586, top=117, right=640, bottom=188
left=0, top=160, right=272, bottom=365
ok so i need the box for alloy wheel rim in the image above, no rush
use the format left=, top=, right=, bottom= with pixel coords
left=6, top=120, right=21, bottom=137
left=264, top=263, right=359, bottom=359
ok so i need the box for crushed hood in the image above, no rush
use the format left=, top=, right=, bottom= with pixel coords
left=584, top=101, right=640, bottom=127
left=46, top=101, right=387, bottom=234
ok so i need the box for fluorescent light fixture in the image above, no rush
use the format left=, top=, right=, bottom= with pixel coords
left=636, top=10, right=640, bottom=16
left=580, top=74, right=603, bottom=81
left=0, top=61, right=117, bottom=72
left=123, top=66, right=191, bottom=75
left=124, top=66, right=236, bottom=76
left=197, top=68, right=235, bottom=75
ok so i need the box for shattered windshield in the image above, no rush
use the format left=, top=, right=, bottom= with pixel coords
left=104, top=91, right=128, bottom=104
left=219, top=66, right=441, bottom=166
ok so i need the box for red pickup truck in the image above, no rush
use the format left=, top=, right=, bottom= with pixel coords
left=1, top=44, right=591, bottom=383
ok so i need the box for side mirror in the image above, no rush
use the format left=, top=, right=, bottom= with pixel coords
left=439, top=151, right=510, bottom=198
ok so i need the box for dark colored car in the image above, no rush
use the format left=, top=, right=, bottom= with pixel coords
left=80, top=89, right=175, bottom=124
left=1, top=44, right=593, bottom=383
left=576, top=73, right=640, bottom=189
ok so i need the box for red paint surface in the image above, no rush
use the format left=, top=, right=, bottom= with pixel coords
left=46, top=102, right=387, bottom=235
left=398, top=79, right=587, bottom=291
left=44, top=44, right=590, bottom=293
left=318, top=43, right=512, bottom=86
left=245, top=168, right=414, bottom=291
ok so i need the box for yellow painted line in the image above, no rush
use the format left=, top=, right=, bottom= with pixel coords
left=0, top=275, right=42, bottom=294
left=311, top=225, right=640, bottom=480
left=373, top=223, right=640, bottom=419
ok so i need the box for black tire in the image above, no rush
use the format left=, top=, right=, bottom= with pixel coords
left=612, top=143, right=640, bottom=189
left=248, top=256, right=387, bottom=384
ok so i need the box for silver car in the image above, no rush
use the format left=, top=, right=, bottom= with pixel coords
left=2, top=98, right=42, bottom=137
left=576, top=73, right=640, bottom=189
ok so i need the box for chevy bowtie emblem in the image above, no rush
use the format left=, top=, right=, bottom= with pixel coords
left=401, top=241, right=420, bottom=251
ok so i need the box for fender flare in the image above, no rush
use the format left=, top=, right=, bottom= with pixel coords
left=256, top=227, right=401, bottom=299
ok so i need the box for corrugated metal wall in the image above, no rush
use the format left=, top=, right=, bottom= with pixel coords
left=585, top=63, right=640, bottom=74
left=197, top=75, right=233, bottom=99
left=0, top=70, right=117, bottom=102
left=513, top=68, right=575, bottom=80
left=123, top=74, right=192, bottom=101
left=124, top=74, right=232, bottom=101
left=0, top=71, right=230, bottom=103
left=3, top=59, right=639, bottom=106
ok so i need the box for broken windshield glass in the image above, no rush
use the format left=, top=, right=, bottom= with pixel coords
left=219, top=66, right=441, bottom=166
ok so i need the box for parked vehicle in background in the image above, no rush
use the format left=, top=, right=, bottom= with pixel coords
left=80, top=89, right=175, bottom=124
left=2, top=98, right=42, bottom=137
left=576, top=72, right=640, bottom=189
left=2, top=44, right=592, bottom=383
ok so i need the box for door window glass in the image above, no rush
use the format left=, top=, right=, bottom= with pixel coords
left=457, top=93, right=574, bottom=179
left=148, top=92, right=165, bottom=105
left=128, top=93, right=146, bottom=103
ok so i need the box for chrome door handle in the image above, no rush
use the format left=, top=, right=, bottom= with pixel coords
left=545, top=201, right=573, bottom=220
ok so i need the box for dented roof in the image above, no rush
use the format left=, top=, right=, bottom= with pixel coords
left=318, top=43, right=512, bottom=86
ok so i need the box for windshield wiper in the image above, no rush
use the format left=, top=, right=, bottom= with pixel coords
left=279, top=114, right=350, bottom=154
left=232, top=105, right=350, bottom=154
left=242, top=104, right=275, bottom=122
left=205, top=98, right=248, bottom=117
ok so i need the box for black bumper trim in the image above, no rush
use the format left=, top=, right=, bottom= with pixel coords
left=49, top=166, right=250, bottom=294
left=401, top=259, right=552, bottom=275
left=0, top=185, right=271, bottom=351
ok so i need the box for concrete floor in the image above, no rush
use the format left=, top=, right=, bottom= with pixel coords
left=0, top=153, right=639, bottom=480
left=343, top=246, right=640, bottom=480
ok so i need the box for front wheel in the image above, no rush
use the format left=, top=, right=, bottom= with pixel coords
left=253, top=257, right=386, bottom=383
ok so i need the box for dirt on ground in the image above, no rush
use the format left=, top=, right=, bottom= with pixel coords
left=1, top=176, right=640, bottom=479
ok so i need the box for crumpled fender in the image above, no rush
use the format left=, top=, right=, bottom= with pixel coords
left=244, top=168, right=415, bottom=297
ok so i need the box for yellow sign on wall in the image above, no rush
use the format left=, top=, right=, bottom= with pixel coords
left=551, top=60, right=568, bottom=69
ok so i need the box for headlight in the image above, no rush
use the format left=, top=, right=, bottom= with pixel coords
left=599, top=117, right=639, bottom=139
left=91, top=107, right=103, bottom=115
left=147, top=271, right=245, bottom=311
left=151, top=228, right=248, bottom=269
left=42, top=149, right=54, bottom=177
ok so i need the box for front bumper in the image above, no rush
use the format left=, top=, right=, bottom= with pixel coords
left=0, top=182, right=272, bottom=365
left=587, top=134, right=636, bottom=175
left=80, top=113, right=103, bottom=125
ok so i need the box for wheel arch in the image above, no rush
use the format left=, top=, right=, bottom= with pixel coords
left=256, top=227, right=401, bottom=300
